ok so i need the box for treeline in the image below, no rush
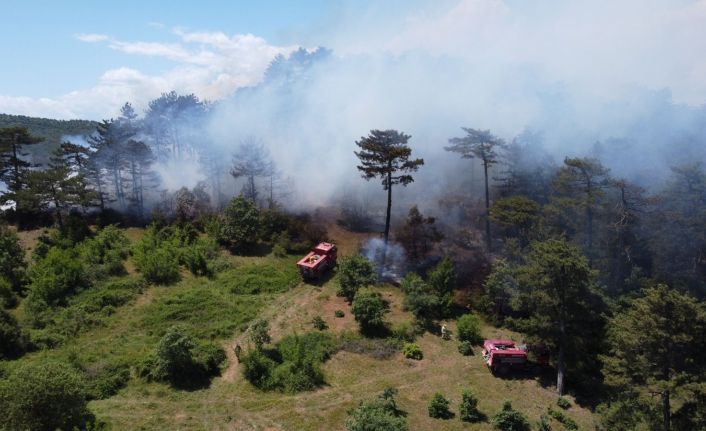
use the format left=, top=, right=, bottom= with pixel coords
left=0, top=92, right=289, bottom=230
left=435, top=128, right=706, bottom=430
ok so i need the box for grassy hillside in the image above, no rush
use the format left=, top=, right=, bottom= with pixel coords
left=0, top=113, right=98, bottom=165
left=7, top=224, right=599, bottom=430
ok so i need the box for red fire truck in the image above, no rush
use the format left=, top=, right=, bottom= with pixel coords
left=296, top=242, right=337, bottom=280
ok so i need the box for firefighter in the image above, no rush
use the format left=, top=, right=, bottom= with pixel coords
left=441, top=324, right=450, bottom=340
left=234, top=344, right=242, bottom=362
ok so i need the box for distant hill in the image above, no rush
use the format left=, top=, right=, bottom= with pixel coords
left=0, top=113, right=98, bottom=166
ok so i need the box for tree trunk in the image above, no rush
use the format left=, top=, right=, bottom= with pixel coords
left=384, top=170, right=392, bottom=245
left=556, top=343, right=566, bottom=395
left=483, top=159, right=492, bottom=253
left=663, top=389, right=670, bottom=431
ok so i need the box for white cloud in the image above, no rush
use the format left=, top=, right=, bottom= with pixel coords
left=2, top=29, right=299, bottom=119
left=74, top=33, right=109, bottom=43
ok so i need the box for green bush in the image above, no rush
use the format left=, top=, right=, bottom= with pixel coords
left=492, top=401, right=531, bottom=431
left=391, top=323, right=415, bottom=343
left=142, top=326, right=225, bottom=387
left=346, top=388, right=408, bottom=431
left=242, top=332, right=336, bottom=393
left=79, top=225, right=129, bottom=278
left=220, top=196, right=260, bottom=249
left=459, top=389, right=483, bottom=422
left=403, top=343, right=423, bottom=360
left=0, top=223, right=27, bottom=293
left=458, top=341, right=473, bottom=356
left=84, top=363, right=130, bottom=400
left=335, top=309, right=345, bottom=318
left=27, top=247, right=89, bottom=307
left=427, top=257, right=456, bottom=316
left=0, top=360, right=91, bottom=431
left=351, top=288, right=389, bottom=333
left=400, top=272, right=440, bottom=321
left=337, top=255, right=376, bottom=302
left=548, top=408, right=578, bottom=430
left=133, top=239, right=180, bottom=285
left=557, top=396, right=571, bottom=409
left=249, top=319, right=271, bottom=350
left=456, top=313, right=482, bottom=344
left=428, top=392, right=452, bottom=419
left=0, top=307, right=28, bottom=359
left=0, top=276, right=18, bottom=308
left=312, top=315, right=328, bottom=330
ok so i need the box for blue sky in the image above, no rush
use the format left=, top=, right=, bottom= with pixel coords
left=1, top=0, right=333, bottom=97
left=1, top=0, right=705, bottom=120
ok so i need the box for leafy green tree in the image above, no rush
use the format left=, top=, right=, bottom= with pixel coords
left=355, top=129, right=424, bottom=245
left=427, top=257, right=456, bottom=315
left=456, top=313, right=482, bottom=344
left=337, top=255, right=376, bottom=302
left=490, top=195, right=541, bottom=247
left=394, top=205, right=442, bottom=263
left=220, top=196, right=261, bottom=249
left=446, top=128, right=506, bottom=252
left=0, top=307, right=28, bottom=358
left=515, top=239, right=605, bottom=395
left=151, top=326, right=197, bottom=382
left=0, top=224, right=27, bottom=298
left=346, top=388, right=408, bottom=431
left=0, top=127, right=42, bottom=214
left=459, top=389, right=484, bottom=422
left=492, top=401, right=531, bottom=431
left=400, top=272, right=440, bottom=321
left=602, top=285, right=706, bottom=431
left=351, top=288, right=389, bottom=333
left=230, top=138, right=274, bottom=204
left=551, top=157, right=610, bottom=262
left=428, top=392, right=452, bottom=419
left=479, top=259, right=518, bottom=324
left=27, top=247, right=88, bottom=310
left=0, top=360, right=91, bottom=431
left=249, top=318, right=271, bottom=350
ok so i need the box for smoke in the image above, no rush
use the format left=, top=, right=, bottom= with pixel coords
left=52, top=0, right=706, bottom=220
left=360, top=238, right=408, bottom=284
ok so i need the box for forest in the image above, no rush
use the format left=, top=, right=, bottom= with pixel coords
left=1, top=50, right=705, bottom=431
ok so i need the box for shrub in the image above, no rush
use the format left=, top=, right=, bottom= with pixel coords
left=346, top=388, right=408, bottom=431
left=391, top=323, right=415, bottom=343
left=220, top=196, right=260, bottom=249
left=459, top=389, right=483, bottom=422
left=0, top=360, right=91, bottom=431
left=242, top=332, right=336, bottom=393
left=428, top=392, right=452, bottom=419
left=456, top=313, right=482, bottom=344
left=27, top=247, right=88, bottom=307
left=79, top=225, right=130, bottom=278
left=0, top=224, right=27, bottom=292
left=403, top=343, right=423, bottom=360
left=351, top=288, right=389, bottom=333
left=492, top=401, right=531, bottom=431
left=427, top=257, right=456, bottom=315
left=272, top=243, right=287, bottom=258
left=312, top=315, right=328, bottom=330
left=84, top=363, right=130, bottom=400
left=132, top=229, right=182, bottom=286
left=400, top=272, right=440, bottom=321
left=557, top=396, right=571, bottom=409
left=335, top=309, right=345, bottom=318
left=0, top=277, right=17, bottom=308
left=0, top=308, right=28, bottom=359
left=337, top=255, right=376, bottom=302
left=249, top=319, right=271, bottom=350
left=548, top=408, right=578, bottom=430
left=458, top=341, right=473, bottom=356
left=151, top=326, right=198, bottom=382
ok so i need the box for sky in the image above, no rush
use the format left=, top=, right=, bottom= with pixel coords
left=1, top=0, right=706, bottom=121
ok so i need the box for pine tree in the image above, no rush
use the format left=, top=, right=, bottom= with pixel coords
left=230, top=138, right=274, bottom=205
left=355, top=129, right=424, bottom=246
left=602, top=285, right=706, bottom=431
left=0, top=127, right=42, bottom=213
left=445, top=128, right=505, bottom=252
